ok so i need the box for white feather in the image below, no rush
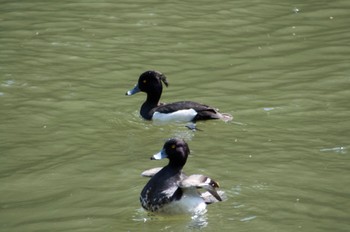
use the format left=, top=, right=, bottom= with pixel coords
left=152, top=109, right=197, bottom=122
left=159, top=188, right=207, bottom=214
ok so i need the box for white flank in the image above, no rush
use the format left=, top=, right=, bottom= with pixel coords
left=152, top=109, right=197, bottom=122
left=160, top=190, right=207, bottom=214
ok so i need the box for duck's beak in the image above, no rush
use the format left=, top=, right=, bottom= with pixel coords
left=151, top=149, right=168, bottom=160
left=125, top=84, right=140, bottom=95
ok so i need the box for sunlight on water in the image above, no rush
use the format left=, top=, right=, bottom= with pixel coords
left=320, top=146, right=346, bottom=154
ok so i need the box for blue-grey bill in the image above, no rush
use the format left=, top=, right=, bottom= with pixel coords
left=151, top=149, right=168, bottom=160
left=126, top=84, right=140, bottom=95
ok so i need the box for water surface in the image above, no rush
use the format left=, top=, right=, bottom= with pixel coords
left=1, top=0, right=349, bottom=231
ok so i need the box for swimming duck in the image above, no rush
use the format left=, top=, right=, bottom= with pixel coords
left=140, top=138, right=223, bottom=214
left=126, top=70, right=232, bottom=122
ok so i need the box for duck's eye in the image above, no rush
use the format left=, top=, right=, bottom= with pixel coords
left=143, top=80, right=147, bottom=84
left=171, top=145, right=176, bottom=149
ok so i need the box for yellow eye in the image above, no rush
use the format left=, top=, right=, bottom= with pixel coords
left=171, top=145, right=176, bottom=149
left=143, top=80, right=147, bottom=84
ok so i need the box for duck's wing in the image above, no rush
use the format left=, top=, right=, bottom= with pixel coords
left=188, top=103, right=233, bottom=121
left=141, top=167, right=163, bottom=177
left=155, top=101, right=232, bottom=121
left=179, top=174, right=223, bottom=202
left=154, top=101, right=212, bottom=114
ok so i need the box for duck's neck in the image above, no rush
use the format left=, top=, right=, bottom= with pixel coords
left=168, top=161, right=186, bottom=171
left=140, top=90, right=162, bottom=120
left=146, top=90, right=161, bottom=106
left=164, top=164, right=183, bottom=174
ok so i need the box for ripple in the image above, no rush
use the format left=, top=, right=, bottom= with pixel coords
left=320, top=146, right=347, bottom=154
left=240, top=215, right=257, bottom=222
left=1, top=79, right=15, bottom=87
left=132, top=208, right=208, bottom=229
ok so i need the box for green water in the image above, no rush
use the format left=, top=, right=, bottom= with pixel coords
left=1, top=1, right=349, bottom=231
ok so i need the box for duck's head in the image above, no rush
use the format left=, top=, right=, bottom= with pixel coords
left=151, top=138, right=189, bottom=168
left=126, top=70, right=168, bottom=96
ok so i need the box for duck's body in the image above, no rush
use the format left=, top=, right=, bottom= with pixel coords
left=141, top=166, right=204, bottom=214
left=140, top=138, right=223, bottom=214
left=126, top=71, right=232, bottom=122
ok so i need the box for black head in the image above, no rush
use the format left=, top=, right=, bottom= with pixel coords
left=137, top=70, right=168, bottom=93
left=126, top=70, right=168, bottom=97
left=151, top=138, right=190, bottom=168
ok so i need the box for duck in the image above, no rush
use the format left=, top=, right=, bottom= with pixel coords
left=126, top=70, right=233, bottom=122
left=140, top=138, right=224, bottom=214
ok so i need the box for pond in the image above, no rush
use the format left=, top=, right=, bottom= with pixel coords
left=1, top=1, right=349, bottom=231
